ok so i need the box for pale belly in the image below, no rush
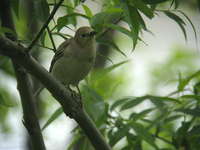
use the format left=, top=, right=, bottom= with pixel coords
left=51, top=56, right=94, bottom=85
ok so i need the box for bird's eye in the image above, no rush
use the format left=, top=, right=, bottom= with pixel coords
left=80, top=34, right=87, bottom=38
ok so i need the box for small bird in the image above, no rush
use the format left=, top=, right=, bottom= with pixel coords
left=50, top=26, right=97, bottom=87
left=34, top=26, right=96, bottom=96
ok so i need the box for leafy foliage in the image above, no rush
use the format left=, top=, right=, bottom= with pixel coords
left=0, top=0, right=199, bottom=150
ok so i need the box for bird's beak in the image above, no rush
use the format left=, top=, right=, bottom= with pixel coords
left=89, top=31, right=97, bottom=37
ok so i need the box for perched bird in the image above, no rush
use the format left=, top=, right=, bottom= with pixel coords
left=34, top=26, right=96, bottom=96
left=50, top=26, right=96, bottom=86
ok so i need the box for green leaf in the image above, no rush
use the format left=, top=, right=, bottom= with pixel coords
left=97, top=38, right=127, bottom=57
left=42, top=107, right=63, bottom=130
left=121, top=2, right=139, bottom=49
left=120, top=96, right=148, bottom=111
left=130, top=122, right=158, bottom=149
left=65, top=0, right=77, bottom=26
left=111, top=97, right=134, bottom=111
left=129, top=108, right=155, bottom=121
left=178, top=70, right=200, bottom=91
left=90, top=12, right=107, bottom=31
left=164, top=11, right=187, bottom=41
left=126, top=133, right=142, bottom=150
left=82, top=4, right=93, bottom=18
left=104, top=24, right=132, bottom=37
left=90, top=11, right=122, bottom=32
left=130, top=0, right=154, bottom=19
left=177, top=10, right=198, bottom=49
left=164, top=115, right=182, bottom=123
left=180, top=95, right=200, bottom=101
left=149, top=95, right=181, bottom=103
left=57, top=13, right=90, bottom=31
left=172, top=121, right=191, bottom=147
left=176, top=108, right=200, bottom=117
left=135, top=10, right=147, bottom=30
left=109, top=125, right=129, bottom=147
left=146, top=112, right=169, bottom=130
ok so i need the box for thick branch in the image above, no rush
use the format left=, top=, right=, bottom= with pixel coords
left=14, top=64, right=46, bottom=150
left=0, top=36, right=112, bottom=150
left=0, top=1, right=46, bottom=150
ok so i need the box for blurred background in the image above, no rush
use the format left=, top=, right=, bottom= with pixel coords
left=0, top=0, right=199, bottom=150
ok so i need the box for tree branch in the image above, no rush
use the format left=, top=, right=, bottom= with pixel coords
left=47, top=26, right=57, bottom=52
left=0, top=36, right=112, bottom=150
left=0, top=1, right=46, bottom=150
left=28, top=0, right=64, bottom=51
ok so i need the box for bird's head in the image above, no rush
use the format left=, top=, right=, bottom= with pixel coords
left=74, top=26, right=96, bottom=47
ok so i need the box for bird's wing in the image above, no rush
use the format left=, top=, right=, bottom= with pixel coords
left=49, top=39, right=70, bottom=72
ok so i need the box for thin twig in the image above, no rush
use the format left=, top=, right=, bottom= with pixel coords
left=47, top=27, right=57, bottom=52
left=27, top=0, right=64, bottom=51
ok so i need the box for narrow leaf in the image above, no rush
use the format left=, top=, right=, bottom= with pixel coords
left=177, top=10, right=198, bottom=48
left=97, top=38, right=127, bottom=57
left=82, top=4, right=93, bottom=18
left=129, top=108, right=155, bottom=121
left=90, top=11, right=122, bottom=32
left=164, top=11, right=187, bottom=41
left=130, top=0, right=154, bottom=19
left=121, top=1, right=140, bottom=49
left=111, top=97, right=134, bottom=111
left=178, top=70, right=200, bottom=91
left=42, top=107, right=63, bottom=130
left=164, top=115, right=182, bottom=123
left=104, top=24, right=132, bottom=38
left=176, top=108, right=200, bottom=117
left=109, top=126, right=129, bottom=147
left=130, top=122, right=158, bottom=149
left=149, top=95, right=181, bottom=103
left=180, top=95, right=200, bottom=101
left=120, top=96, right=148, bottom=111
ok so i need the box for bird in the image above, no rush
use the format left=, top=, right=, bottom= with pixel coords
left=34, top=26, right=97, bottom=96
left=50, top=26, right=97, bottom=86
